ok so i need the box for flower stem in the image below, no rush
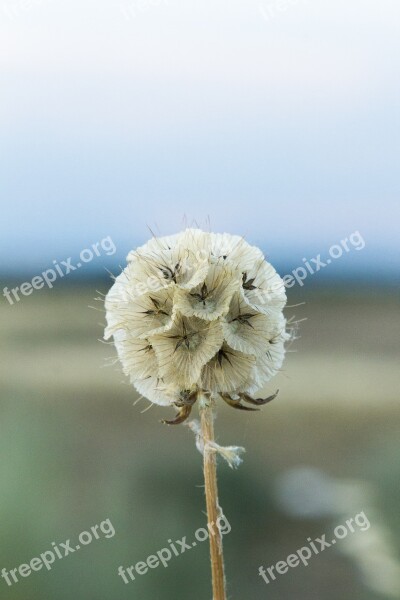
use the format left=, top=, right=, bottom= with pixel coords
left=200, top=399, right=227, bottom=600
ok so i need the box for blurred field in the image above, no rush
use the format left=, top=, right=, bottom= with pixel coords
left=0, top=280, right=399, bottom=600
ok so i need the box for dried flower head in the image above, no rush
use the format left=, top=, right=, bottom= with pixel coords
left=104, top=229, right=289, bottom=423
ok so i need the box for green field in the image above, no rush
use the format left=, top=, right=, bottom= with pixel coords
left=1, top=281, right=399, bottom=599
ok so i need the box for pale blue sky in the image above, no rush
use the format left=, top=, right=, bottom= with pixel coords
left=0, top=0, right=399, bottom=276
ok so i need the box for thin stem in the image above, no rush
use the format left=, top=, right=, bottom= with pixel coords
left=200, top=398, right=227, bottom=600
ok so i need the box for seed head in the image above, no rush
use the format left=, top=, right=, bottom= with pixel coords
left=104, top=229, right=289, bottom=422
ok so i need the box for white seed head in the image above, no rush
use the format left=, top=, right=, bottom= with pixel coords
left=104, top=229, right=289, bottom=410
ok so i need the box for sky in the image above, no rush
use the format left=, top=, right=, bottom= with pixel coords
left=0, top=0, right=399, bottom=277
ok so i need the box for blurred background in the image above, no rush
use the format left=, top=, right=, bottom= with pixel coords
left=0, top=0, right=399, bottom=598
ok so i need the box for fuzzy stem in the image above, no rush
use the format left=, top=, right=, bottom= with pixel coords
left=200, top=398, right=227, bottom=600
